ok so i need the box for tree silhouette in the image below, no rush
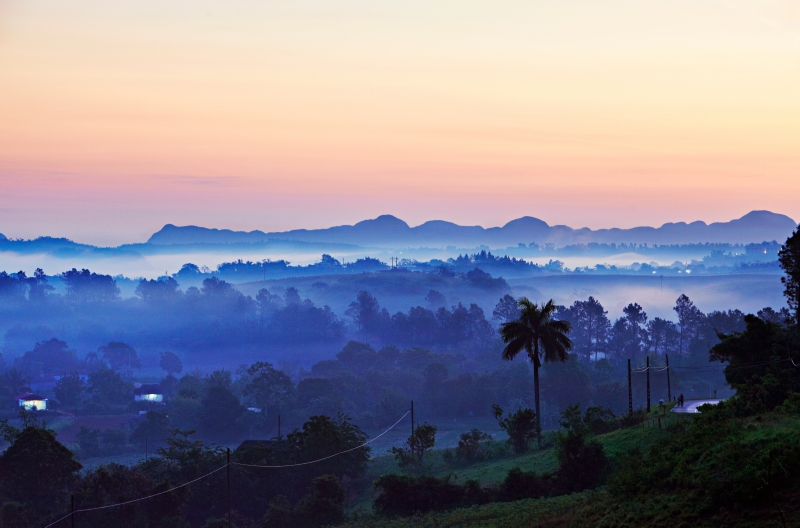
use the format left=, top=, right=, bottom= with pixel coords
left=99, top=341, right=141, bottom=372
left=562, top=297, right=610, bottom=362
left=673, top=294, right=704, bottom=358
left=492, top=294, right=520, bottom=323
left=623, top=303, right=648, bottom=362
left=778, top=226, right=800, bottom=326
left=1, top=369, right=31, bottom=406
left=492, top=404, right=537, bottom=453
left=0, top=420, right=82, bottom=512
left=243, top=361, right=294, bottom=417
left=345, top=290, right=382, bottom=337
left=500, top=298, right=573, bottom=448
left=159, top=351, right=183, bottom=376
left=53, top=373, right=83, bottom=410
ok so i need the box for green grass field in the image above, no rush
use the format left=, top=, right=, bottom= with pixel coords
left=346, top=487, right=800, bottom=528
left=344, top=405, right=800, bottom=527
left=348, top=408, right=679, bottom=514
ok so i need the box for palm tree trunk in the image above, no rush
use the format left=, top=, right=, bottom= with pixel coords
left=533, top=346, right=542, bottom=450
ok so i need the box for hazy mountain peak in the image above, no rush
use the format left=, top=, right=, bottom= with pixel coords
left=501, top=216, right=550, bottom=230
left=146, top=210, right=797, bottom=248
left=353, top=215, right=410, bottom=230
left=148, top=224, right=269, bottom=244
left=416, top=219, right=464, bottom=228
left=731, top=210, right=795, bottom=226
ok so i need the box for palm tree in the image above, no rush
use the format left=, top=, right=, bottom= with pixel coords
left=500, top=298, right=573, bottom=448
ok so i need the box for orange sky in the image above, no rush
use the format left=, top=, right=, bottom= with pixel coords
left=1, top=0, right=798, bottom=245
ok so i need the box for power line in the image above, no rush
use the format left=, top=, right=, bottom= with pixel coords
left=43, top=464, right=229, bottom=528
left=265, top=408, right=409, bottom=438
left=631, top=358, right=791, bottom=372
left=233, top=410, right=409, bottom=469
left=43, top=411, right=410, bottom=527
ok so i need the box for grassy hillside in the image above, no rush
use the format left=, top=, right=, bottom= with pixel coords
left=344, top=487, right=800, bottom=528
left=343, top=404, right=800, bottom=527
left=428, top=416, right=676, bottom=488
left=349, top=406, right=677, bottom=511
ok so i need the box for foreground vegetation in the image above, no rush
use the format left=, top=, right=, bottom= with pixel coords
left=343, top=406, right=800, bottom=527
left=339, top=227, right=800, bottom=526
left=0, top=226, right=797, bottom=527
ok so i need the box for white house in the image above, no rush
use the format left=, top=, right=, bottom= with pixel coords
left=133, top=384, right=164, bottom=403
left=17, top=393, right=48, bottom=411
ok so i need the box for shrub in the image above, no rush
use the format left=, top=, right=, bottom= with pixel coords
left=456, top=429, right=492, bottom=462
left=555, top=433, right=607, bottom=492
left=776, top=392, right=800, bottom=414
left=498, top=467, right=552, bottom=501
left=264, top=474, right=347, bottom=528
left=391, top=423, right=437, bottom=474
left=76, top=426, right=101, bottom=457
left=583, top=405, right=617, bottom=434
left=373, top=474, right=489, bottom=516
left=554, top=403, right=608, bottom=492
left=618, top=409, right=647, bottom=428
left=129, top=411, right=169, bottom=448
left=492, top=404, right=537, bottom=453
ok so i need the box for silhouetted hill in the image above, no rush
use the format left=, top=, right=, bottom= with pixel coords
left=0, top=236, right=141, bottom=258
left=147, top=211, right=797, bottom=248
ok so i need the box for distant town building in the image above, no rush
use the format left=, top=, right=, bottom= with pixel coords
left=16, top=393, right=48, bottom=411
left=134, top=384, right=164, bottom=402
left=745, top=241, right=782, bottom=256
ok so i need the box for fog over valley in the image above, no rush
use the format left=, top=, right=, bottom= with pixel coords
left=0, top=211, right=792, bottom=370
left=4, top=2, right=800, bottom=524
left=0, top=200, right=797, bottom=528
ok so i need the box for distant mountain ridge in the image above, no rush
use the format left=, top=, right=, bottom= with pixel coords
left=147, top=210, right=797, bottom=248
left=0, top=236, right=142, bottom=258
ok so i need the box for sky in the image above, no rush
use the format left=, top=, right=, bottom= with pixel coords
left=1, top=0, right=799, bottom=246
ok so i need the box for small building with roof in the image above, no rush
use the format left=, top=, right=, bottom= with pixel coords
left=133, top=384, right=164, bottom=403
left=16, top=393, right=48, bottom=411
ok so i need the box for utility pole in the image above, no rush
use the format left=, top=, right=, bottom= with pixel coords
left=145, top=437, right=148, bottom=462
left=627, top=359, right=633, bottom=415
left=646, top=356, right=651, bottom=413
left=410, top=401, right=415, bottom=437
left=278, top=415, right=281, bottom=439
left=666, top=354, right=672, bottom=402
left=227, top=448, right=231, bottom=528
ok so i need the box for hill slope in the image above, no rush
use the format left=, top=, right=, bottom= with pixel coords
left=344, top=406, right=800, bottom=527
